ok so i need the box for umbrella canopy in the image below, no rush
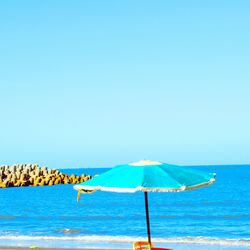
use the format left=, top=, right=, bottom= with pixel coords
left=74, top=160, right=216, bottom=246
left=74, top=160, right=216, bottom=193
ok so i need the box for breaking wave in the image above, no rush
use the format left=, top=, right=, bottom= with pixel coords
left=0, top=235, right=249, bottom=247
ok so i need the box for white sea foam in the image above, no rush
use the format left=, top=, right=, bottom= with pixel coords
left=0, top=235, right=249, bottom=247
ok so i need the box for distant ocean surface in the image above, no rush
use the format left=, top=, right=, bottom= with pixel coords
left=0, top=165, right=249, bottom=249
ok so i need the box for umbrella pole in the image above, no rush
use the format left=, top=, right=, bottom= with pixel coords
left=144, top=192, right=152, bottom=246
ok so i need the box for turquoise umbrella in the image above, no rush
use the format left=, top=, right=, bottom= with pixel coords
left=74, top=160, right=216, bottom=246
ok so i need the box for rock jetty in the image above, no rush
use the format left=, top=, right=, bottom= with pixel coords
left=0, top=164, right=91, bottom=188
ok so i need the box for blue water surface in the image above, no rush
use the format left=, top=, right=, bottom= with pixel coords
left=0, top=165, right=249, bottom=247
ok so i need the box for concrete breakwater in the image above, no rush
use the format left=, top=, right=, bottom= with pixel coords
left=0, top=164, right=91, bottom=188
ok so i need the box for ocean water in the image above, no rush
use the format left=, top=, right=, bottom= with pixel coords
left=0, top=165, right=249, bottom=249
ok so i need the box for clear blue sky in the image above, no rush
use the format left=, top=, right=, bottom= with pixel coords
left=0, top=0, right=249, bottom=168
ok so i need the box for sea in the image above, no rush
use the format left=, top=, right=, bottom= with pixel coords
left=0, top=165, right=249, bottom=250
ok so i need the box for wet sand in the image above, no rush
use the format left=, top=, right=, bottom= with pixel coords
left=0, top=246, right=248, bottom=250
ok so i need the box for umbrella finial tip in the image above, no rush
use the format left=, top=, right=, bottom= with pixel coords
left=129, top=160, right=162, bottom=166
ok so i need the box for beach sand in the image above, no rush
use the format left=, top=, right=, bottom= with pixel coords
left=0, top=248, right=123, bottom=250
left=0, top=245, right=249, bottom=250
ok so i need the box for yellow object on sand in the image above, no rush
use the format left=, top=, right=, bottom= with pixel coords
left=133, top=241, right=154, bottom=250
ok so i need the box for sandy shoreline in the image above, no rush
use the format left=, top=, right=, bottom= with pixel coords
left=0, top=245, right=249, bottom=250
left=0, top=248, right=124, bottom=250
left=0, top=248, right=131, bottom=250
left=0, top=248, right=121, bottom=250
